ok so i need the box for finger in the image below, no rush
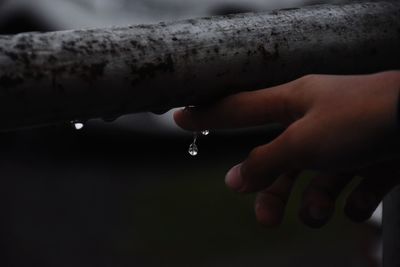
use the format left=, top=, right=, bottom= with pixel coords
left=255, top=171, right=299, bottom=227
left=299, top=173, right=352, bottom=228
left=345, top=176, right=398, bottom=223
left=173, top=79, right=305, bottom=131
left=225, top=119, right=311, bottom=193
left=345, top=159, right=400, bottom=222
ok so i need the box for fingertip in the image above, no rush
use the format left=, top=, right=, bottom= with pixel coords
left=225, top=164, right=244, bottom=192
left=173, top=108, right=183, bottom=123
left=173, top=108, right=193, bottom=130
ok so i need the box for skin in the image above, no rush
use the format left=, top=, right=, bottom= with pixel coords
left=173, top=71, right=400, bottom=228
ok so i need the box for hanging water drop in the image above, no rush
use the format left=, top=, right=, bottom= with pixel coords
left=71, top=121, right=85, bottom=130
left=201, top=130, right=210, bottom=136
left=188, top=132, right=199, bottom=156
left=188, top=143, right=198, bottom=156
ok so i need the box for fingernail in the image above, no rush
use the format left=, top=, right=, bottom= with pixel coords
left=309, top=206, right=331, bottom=221
left=225, top=164, right=244, bottom=191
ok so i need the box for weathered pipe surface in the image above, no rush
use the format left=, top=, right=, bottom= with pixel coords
left=0, top=1, right=399, bottom=131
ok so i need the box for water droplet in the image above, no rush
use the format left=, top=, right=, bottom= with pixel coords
left=71, top=121, right=84, bottom=130
left=201, top=130, right=210, bottom=136
left=188, top=143, right=198, bottom=156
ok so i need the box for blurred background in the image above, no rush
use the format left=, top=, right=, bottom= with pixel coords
left=0, top=0, right=383, bottom=266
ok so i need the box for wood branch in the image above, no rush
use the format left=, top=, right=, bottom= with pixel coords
left=0, top=1, right=399, bottom=131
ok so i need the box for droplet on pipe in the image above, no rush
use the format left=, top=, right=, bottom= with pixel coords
left=71, top=120, right=85, bottom=130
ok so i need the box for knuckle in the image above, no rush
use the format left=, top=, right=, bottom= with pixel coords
left=286, top=74, right=321, bottom=116
left=293, top=74, right=320, bottom=94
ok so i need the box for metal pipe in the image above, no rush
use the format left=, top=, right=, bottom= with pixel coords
left=0, top=1, right=399, bottom=131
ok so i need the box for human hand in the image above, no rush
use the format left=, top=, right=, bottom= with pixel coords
left=174, top=71, right=400, bottom=228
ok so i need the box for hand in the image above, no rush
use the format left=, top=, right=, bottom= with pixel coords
left=174, top=71, right=400, bottom=228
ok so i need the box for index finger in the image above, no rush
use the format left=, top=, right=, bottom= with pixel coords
left=173, top=79, right=303, bottom=131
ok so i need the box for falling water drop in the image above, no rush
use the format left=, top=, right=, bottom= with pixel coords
left=201, top=130, right=210, bottom=136
left=188, top=143, right=198, bottom=156
left=188, top=132, right=199, bottom=156
left=71, top=121, right=85, bottom=130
